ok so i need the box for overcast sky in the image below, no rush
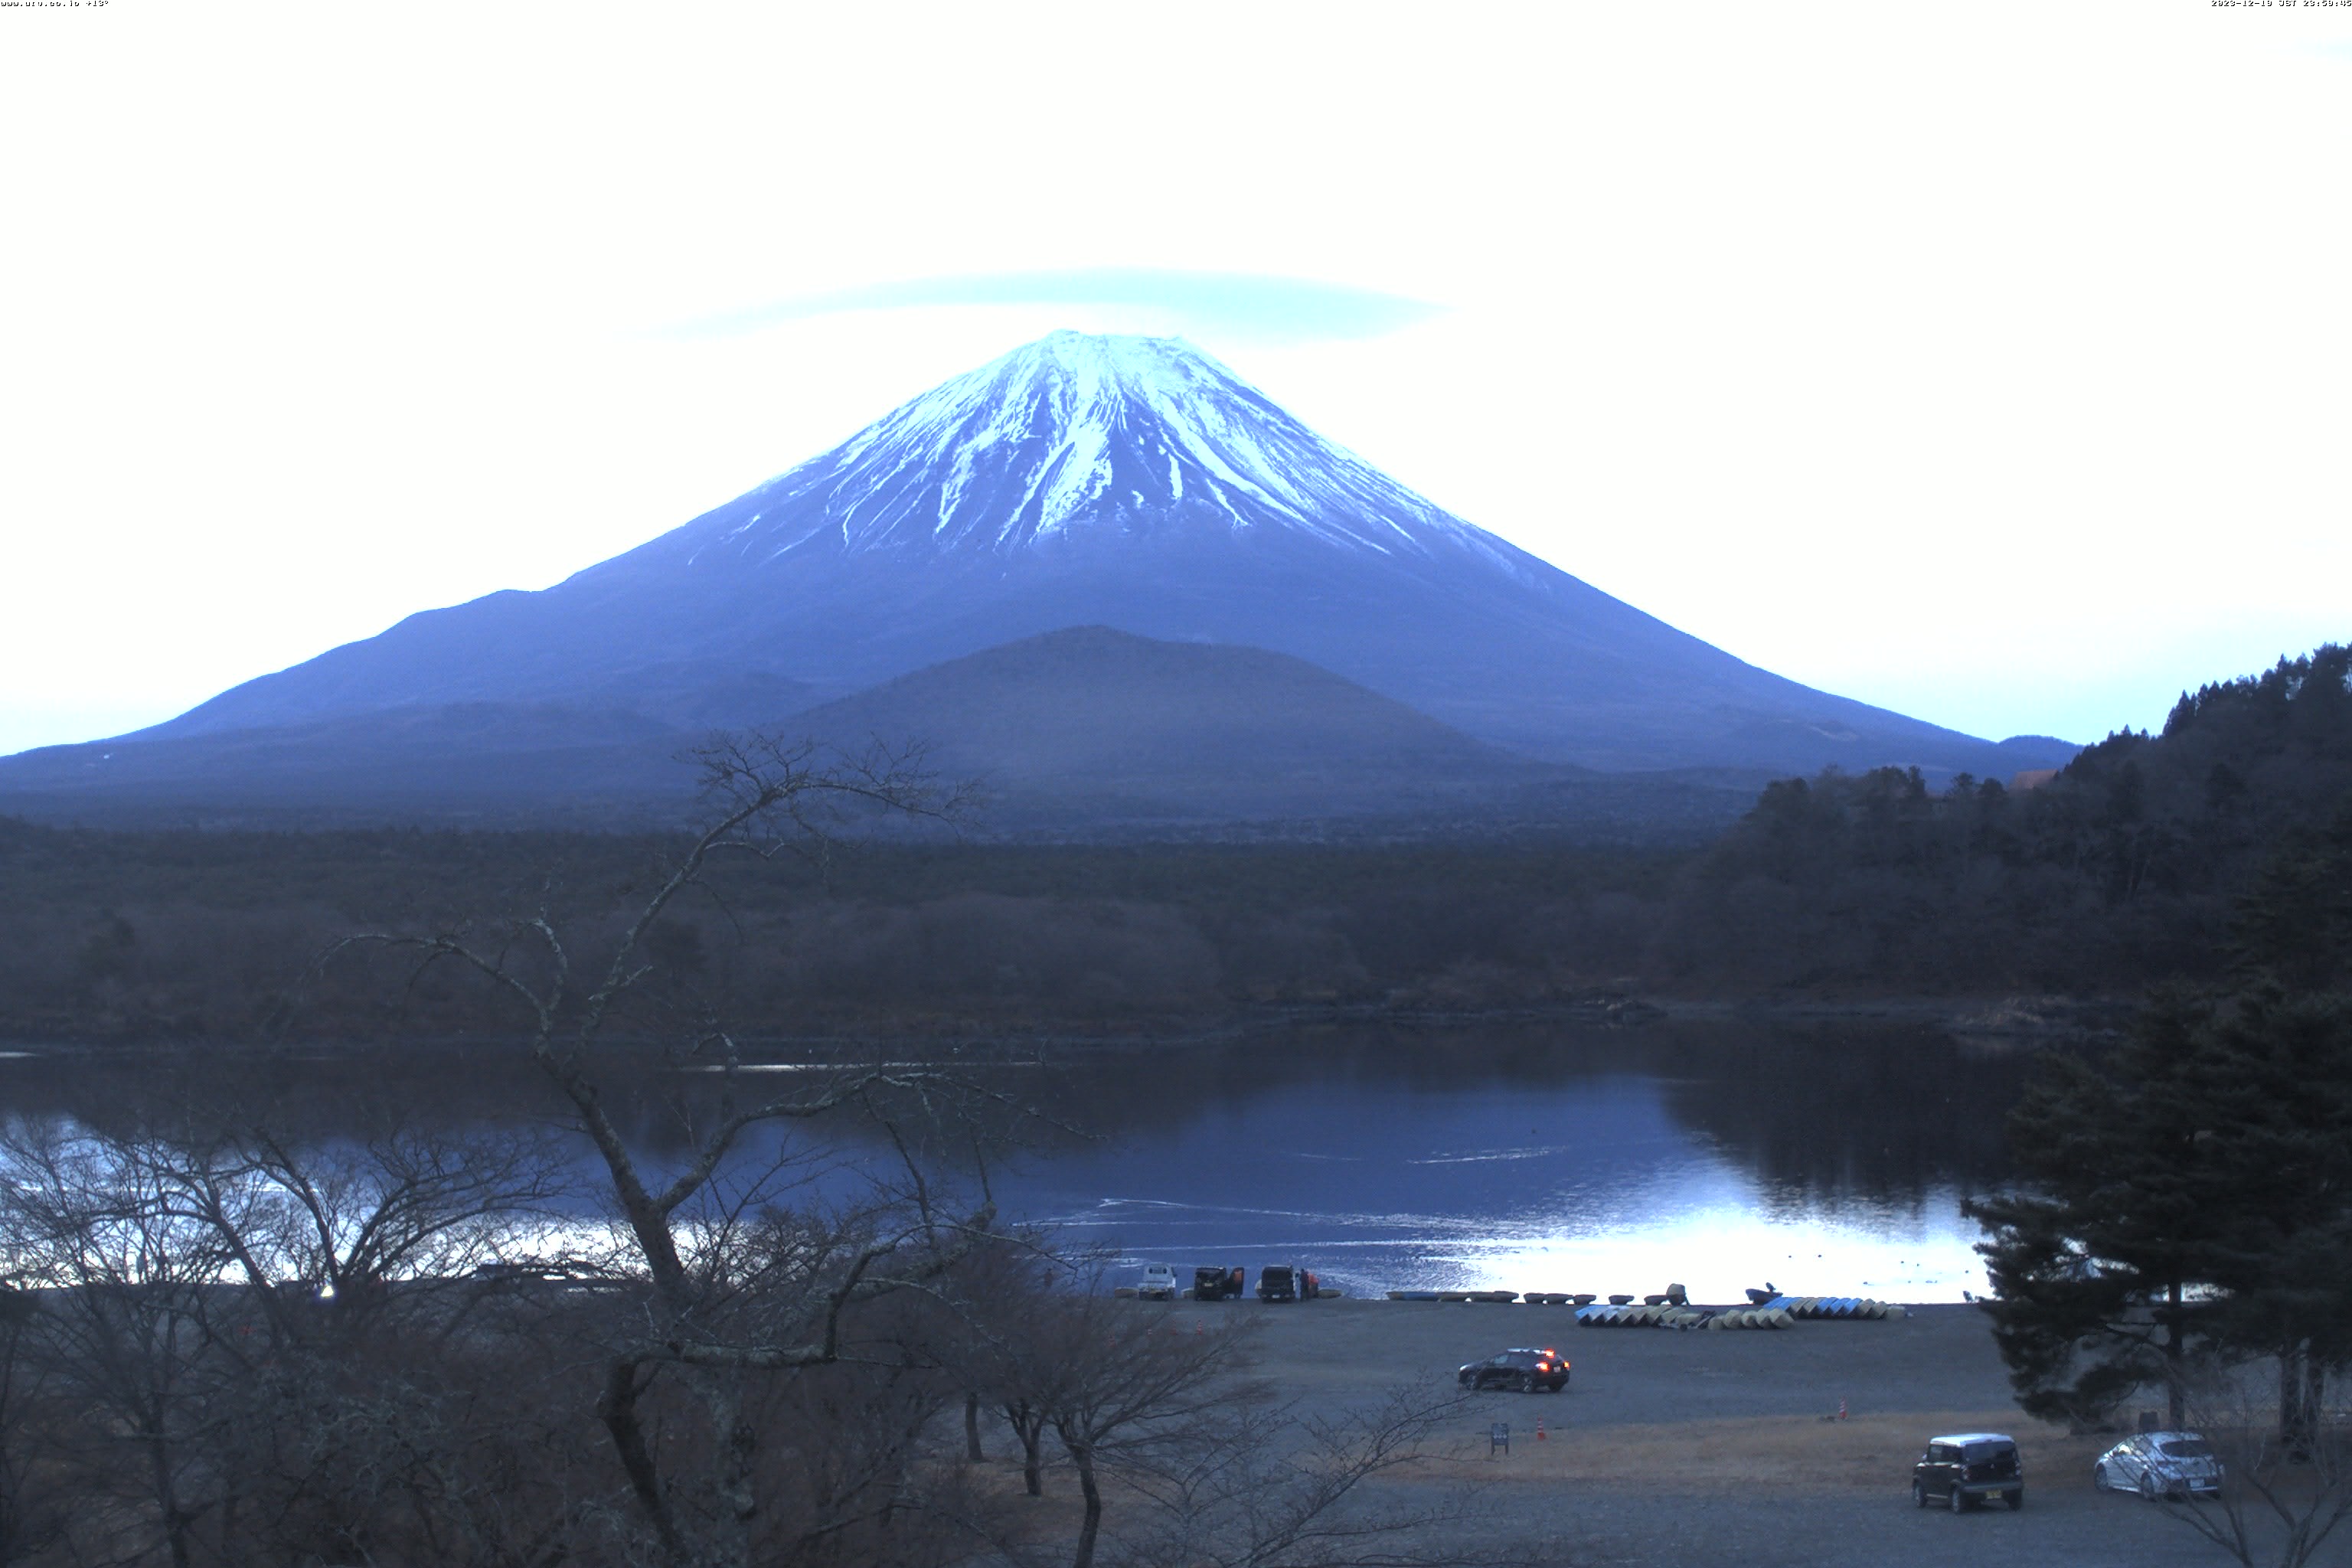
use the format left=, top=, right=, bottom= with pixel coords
left=3, top=2, right=2347, bottom=758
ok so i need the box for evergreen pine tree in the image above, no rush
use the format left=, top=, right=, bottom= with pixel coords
left=1968, top=994, right=2240, bottom=1428
left=1972, top=983, right=2352, bottom=1436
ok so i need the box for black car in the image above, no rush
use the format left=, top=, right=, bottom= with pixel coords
left=1257, top=1265, right=1321, bottom=1302
left=1913, top=1432, right=2024, bottom=1511
left=1194, top=1265, right=1246, bottom=1302
left=1456, top=1348, right=1570, bottom=1393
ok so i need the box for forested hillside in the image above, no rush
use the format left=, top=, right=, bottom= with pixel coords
left=1657, top=645, right=2352, bottom=994
left=0, top=647, right=2343, bottom=1042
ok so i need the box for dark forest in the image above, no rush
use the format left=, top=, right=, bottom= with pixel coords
left=1, top=646, right=2344, bottom=1045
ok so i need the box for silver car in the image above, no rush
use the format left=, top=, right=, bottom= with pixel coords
left=2094, top=1431, right=2223, bottom=1500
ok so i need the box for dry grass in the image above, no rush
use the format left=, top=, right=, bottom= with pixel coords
left=1406, top=1409, right=2112, bottom=1495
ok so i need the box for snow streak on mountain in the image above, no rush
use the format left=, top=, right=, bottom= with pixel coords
left=689, top=332, right=1515, bottom=567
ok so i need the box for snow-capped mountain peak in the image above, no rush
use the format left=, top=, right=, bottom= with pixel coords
left=96, top=328, right=2075, bottom=792
left=690, top=331, right=1489, bottom=564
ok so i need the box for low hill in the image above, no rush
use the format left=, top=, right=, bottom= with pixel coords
left=0, top=627, right=1758, bottom=837
left=779, top=626, right=1550, bottom=824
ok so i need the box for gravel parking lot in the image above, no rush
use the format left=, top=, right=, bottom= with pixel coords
left=1152, top=1296, right=2252, bottom=1567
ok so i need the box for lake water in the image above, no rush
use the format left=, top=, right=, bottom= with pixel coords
left=986, top=1021, right=2024, bottom=1303
left=0, top=1018, right=2030, bottom=1304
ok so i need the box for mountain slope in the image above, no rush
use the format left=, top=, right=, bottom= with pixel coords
left=0, top=701, right=701, bottom=824
left=33, top=331, right=2073, bottom=801
left=1, top=630, right=1669, bottom=832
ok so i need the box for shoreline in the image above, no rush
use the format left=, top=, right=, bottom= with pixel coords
left=0, top=988, right=2133, bottom=1058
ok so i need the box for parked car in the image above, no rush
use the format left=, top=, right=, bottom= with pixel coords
left=1456, top=1348, right=1570, bottom=1393
left=1136, top=1263, right=1178, bottom=1301
left=1194, top=1265, right=1245, bottom=1301
left=1257, top=1265, right=1321, bottom=1302
left=2095, top=1431, right=2223, bottom=1500
left=1912, top=1432, right=2024, bottom=1511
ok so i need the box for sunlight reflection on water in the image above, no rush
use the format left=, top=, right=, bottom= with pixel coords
left=998, top=1034, right=2008, bottom=1303
left=0, top=1021, right=2018, bottom=1303
left=1032, top=1187, right=1989, bottom=1304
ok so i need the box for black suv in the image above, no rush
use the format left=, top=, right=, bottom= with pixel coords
left=1194, top=1266, right=1245, bottom=1302
left=1456, top=1348, right=1570, bottom=1393
left=1256, top=1265, right=1320, bottom=1302
left=1913, top=1432, right=2024, bottom=1511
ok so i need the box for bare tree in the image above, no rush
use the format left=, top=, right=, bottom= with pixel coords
left=0, top=1287, right=67, bottom=1563
left=147, top=1121, right=570, bottom=1340
left=950, top=1239, right=1077, bottom=1499
left=0, top=1121, right=240, bottom=1568
left=322, top=735, right=1012, bottom=1568
left=1121, top=1386, right=1488, bottom=1568
left=0, top=1103, right=597, bottom=1568
left=1012, top=1294, right=1262, bottom=1568
left=2146, top=1358, right=2352, bottom=1568
left=965, top=1279, right=1485, bottom=1568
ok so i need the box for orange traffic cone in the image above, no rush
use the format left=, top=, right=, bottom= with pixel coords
left=1536, top=1419, right=1547, bottom=1441
left=1837, top=1399, right=1848, bottom=1420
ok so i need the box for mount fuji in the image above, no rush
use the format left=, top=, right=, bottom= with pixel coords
left=2, top=331, right=2069, bottom=826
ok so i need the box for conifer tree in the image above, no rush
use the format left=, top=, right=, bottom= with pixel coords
left=1968, top=994, right=2243, bottom=1428
left=1973, top=815, right=2352, bottom=1436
